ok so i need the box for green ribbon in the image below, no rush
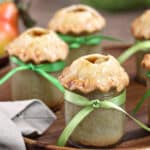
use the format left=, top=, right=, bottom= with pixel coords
left=118, top=41, right=150, bottom=64
left=132, top=89, right=150, bottom=115
left=132, top=71, right=150, bottom=114
left=118, top=40, right=150, bottom=114
left=57, top=90, right=150, bottom=146
left=0, top=56, right=65, bottom=93
left=58, top=33, right=121, bottom=49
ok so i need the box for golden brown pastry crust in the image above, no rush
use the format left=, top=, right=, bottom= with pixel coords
left=59, top=54, right=129, bottom=94
left=48, top=4, right=106, bottom=35
left=131, top=10, right=150, bottom=40
left=142, top=54, right=150, bottom=70
left=6, top=27, right=69, bottom=64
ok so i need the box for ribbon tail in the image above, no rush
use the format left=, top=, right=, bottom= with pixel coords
left=132, top=90, right=150, bottom=115
left=65, top=90, right=92, bottom=106
left=0, top=66, right=28, bottom=85
left=57, top=106, right=94, bottom=146
left=98, top=35, right=122, bottom=42
left=118, top=41, right=150, bottom=64
left=37, top=70, right=65, bottom=93
left=103, top=101, right=150, bottom=132
left=10, top=57, right=26, bottom=66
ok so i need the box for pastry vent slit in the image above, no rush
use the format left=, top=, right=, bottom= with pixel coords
left=29, top=30, right=48, bottom=37
left=85, top=56, right=109, bottom=64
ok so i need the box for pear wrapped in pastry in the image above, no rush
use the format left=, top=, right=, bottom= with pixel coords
left=48, top=4, right=106, bottom=65
left=6, top=27, right=69, bottom=110
left=131, top=10, right=150, bottom=84
left=59, top=54, right=129, bottom=147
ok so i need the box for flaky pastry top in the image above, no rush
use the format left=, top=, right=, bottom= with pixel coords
left=48, top=4, right=106, bottom=35
left=131, top=10, right=150, bottom=40
left=59, top=54, right=129, bottom=94
left=6, top=27, right=69, bottom=64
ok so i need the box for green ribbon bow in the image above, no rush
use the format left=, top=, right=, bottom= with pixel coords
left=57, top=90, right=150, bottom=146
left=58, top=33, right=121, bottom=49
left=118, top=40, right=150, bottom=64
left=0, top=56, right=65, bottom=93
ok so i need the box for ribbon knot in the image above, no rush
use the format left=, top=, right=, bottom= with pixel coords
left=28, top=63, right=36, bottom=71
left=92, top=99, right=101, bottom=108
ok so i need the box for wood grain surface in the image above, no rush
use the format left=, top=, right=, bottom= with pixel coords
left=0, top=45, right=150, bottom=149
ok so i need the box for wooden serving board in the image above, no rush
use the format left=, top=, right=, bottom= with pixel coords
left=0, top=45, right=150, bottom=149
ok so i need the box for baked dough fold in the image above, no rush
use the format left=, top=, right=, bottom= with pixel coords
left=6, top=27, right=69, bottom=64
left=131, top=10, right=150, bottom=40
left=49, top=5, right=106, bottom=35
left=59, top=54, right=129, bottom=93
